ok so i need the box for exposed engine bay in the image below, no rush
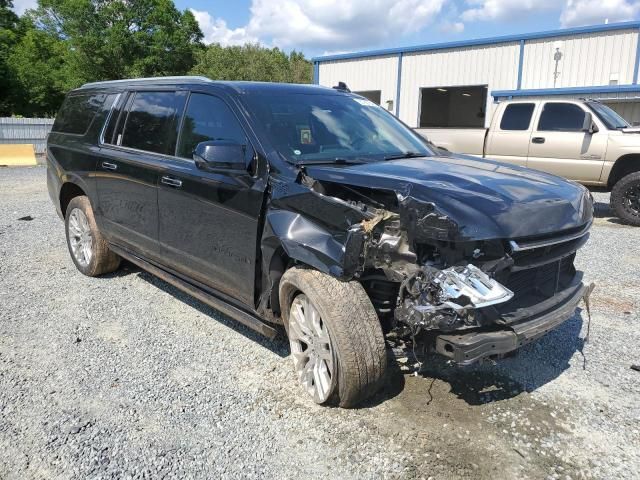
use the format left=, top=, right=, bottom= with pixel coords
left=261, top=158, right=594, bottom=364
left=280, top=169, right=590, bottom=344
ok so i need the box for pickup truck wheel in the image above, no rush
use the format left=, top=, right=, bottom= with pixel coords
left=611, top=172, right=640, bottom=226
left=65, top=196, right=121, bottom=276
left=279, top=267, right=387, bottom=407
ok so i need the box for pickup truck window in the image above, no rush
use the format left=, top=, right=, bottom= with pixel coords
left=121, top=91, right=186, bottom=155
left=244, top=93, right=432, bottom=163
left=500, top=103, right=535, bottom=131
left=177, top=93, right=247, bottom=159
left=537, top=103, right=586, bottom=132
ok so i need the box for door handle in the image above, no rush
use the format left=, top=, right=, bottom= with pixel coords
left=101, top=162, right=118, bottom=170
left=161, top=176, right=183, bottom=188
left=532, top=137, right=546, bottom=144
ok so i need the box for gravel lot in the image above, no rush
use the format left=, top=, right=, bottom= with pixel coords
left=1, top=166, right=639, bottom=480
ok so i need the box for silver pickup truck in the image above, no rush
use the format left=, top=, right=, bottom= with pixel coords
left=421, top=99, right=640, bottom=225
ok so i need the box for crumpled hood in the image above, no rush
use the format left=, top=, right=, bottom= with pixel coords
left=304, top=155, right=593, bottom=240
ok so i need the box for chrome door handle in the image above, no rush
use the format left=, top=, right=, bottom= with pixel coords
left=102, top=162, right=118, bottom=170
left=532, top=137, right=546, bottom=144
left=161, top=176, right=182, bottom=188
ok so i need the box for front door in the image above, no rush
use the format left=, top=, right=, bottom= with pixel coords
left=157, top=92, right=266, bottom=307
left=526, top=102, right=607, bottom=182
left=95, top=90, right=187, bottom=259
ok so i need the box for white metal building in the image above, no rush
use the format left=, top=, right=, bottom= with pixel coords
left=312, top=22, right=640, bottom=132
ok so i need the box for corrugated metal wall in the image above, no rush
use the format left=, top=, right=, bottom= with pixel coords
left=398, top=43, right=520, bottom=126
left=317, top=25, right=640, bottom=129
left=521, top=29, right=638, bottom=89
left=318, top=55, right=399, bottom=110
left=0, top=118, right=54, bottom=155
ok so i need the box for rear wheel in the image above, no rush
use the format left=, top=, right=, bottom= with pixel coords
left=65, top=196, right=121, bottom=276
left=279, top=267, right=387, bottom=407
left=611, top=171, right=640, bottom=226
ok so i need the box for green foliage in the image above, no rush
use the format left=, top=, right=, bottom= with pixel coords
left=1, top=1, right=313, bottom=117
left=0, top=0, right=20, bottom=115
left=190, top=43, right=312, bottom=84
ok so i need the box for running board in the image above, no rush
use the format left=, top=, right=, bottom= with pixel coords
left=110, top=245, right=279, bottom=340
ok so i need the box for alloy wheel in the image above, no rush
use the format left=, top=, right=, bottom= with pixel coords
left=288, top=294, right=336, bottom=403
left=68, top=208, right=93, bottom=267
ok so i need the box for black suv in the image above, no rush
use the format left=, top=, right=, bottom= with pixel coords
left=48, top=76, right=593, bottom=407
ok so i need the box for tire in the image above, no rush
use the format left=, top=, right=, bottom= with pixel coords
left=279, top=266, right=387, bottom=407
left=611, top=171, right=640, bottom=226
left=65, top=196, right=120, bottom=276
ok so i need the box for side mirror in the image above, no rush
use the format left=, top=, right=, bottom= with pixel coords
left=193, top=140, right=247, bottom=172
left=582, top=112, right=599, bottom=134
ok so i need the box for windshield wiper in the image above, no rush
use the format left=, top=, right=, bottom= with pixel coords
left=384, top=151, right=426, bottom=161
left=295, top=157, right=369, bottom=166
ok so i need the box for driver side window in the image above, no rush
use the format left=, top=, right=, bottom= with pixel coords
left=177, top=93, right=248, bottom=159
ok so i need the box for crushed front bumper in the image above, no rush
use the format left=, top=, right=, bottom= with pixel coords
left=434, top=279, right=591, bottom=365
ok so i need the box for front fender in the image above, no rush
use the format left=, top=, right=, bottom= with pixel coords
left=261, top=208, right=365, bottom=279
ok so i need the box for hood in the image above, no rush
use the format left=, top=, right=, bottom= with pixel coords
left=304, top=155, right=593, bottom=241
left=621, top=127, right=640, bottom=133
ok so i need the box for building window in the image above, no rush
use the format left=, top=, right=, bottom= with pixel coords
left=419, top=85, right=487, bottom=128
left=353, top=90, right=381, bottom=105
left=500, top=103, right=535, bottom=131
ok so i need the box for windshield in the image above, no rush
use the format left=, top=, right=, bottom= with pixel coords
left=587, top=102, right=630, bottom=129
left=243, top=92, right=433, bottom=163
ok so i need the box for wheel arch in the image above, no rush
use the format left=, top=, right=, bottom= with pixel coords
left=59, top=182, right=87, bottom=218
left=608, top=154, right=640, bottom=189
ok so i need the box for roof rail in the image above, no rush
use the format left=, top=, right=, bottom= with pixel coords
left=80, top=76, right=213, bottom=89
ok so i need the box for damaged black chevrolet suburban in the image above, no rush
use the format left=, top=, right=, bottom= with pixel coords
left=48, top=77, right=594, bottom=407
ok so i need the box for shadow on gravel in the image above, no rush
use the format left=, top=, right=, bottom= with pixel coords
left=117, top=261, right=289, bottom=358
left=414, top=311, right=586, bottom=406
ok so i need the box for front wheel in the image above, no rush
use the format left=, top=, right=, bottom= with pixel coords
left=611, top=171, right=640, bottom=226
left=279, top=267, right=387, bottom=407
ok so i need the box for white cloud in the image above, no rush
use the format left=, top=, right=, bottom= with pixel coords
left=245, top=0, right=446, bottom=51
left=190, top=9, right=258, bottom=46
left=560, top=0, right=640, bottom=27
left=440, top=21, right=465, bottom=33
left=461, top=0, right=557, bottom=22
left=11, top=0, right=37, bottom=15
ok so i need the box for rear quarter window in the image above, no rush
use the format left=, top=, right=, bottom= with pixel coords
left=52, top=93, right=106, bottom=135
left=500, top=103, right=535, bottom=130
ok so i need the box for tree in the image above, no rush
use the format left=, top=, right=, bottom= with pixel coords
left=191, top=43, right=312, bottom=84
left=33, top=0, right=203, bottom=81
left=0, top=0, right=21, bottom=115
left=6, top=0, right=204, bottom=116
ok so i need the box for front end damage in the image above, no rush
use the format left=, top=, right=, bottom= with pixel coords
left=262, top=166, right=594, bottom=365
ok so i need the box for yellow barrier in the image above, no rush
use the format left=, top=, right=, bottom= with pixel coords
left=0, top=144, right=37, bottom=166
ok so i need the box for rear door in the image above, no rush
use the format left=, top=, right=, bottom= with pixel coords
left=484, top=102, right=537, bottom=166
left=95, top=90, right=187, bottom=259
left=526, top=101, right=607, bottom=181
left=157, top=91, right=266, bottom=306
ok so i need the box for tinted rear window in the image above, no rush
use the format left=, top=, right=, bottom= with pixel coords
left=121, top=91, right=186, bottom=155
left=52, top=93, right=106, bottom=135
left=500, top=103, right=535, bottom=130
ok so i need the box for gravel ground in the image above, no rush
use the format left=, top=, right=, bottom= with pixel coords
left=0, top=166, right=639, bottom=480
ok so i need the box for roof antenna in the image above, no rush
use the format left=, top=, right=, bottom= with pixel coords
left=333, top=81, right=351, bottom=92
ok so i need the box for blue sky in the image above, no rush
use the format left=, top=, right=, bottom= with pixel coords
left=13, top=0, right=640, bottom=58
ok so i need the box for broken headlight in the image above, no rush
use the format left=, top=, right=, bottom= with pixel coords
left=396, top=264, right=513, bottom=332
